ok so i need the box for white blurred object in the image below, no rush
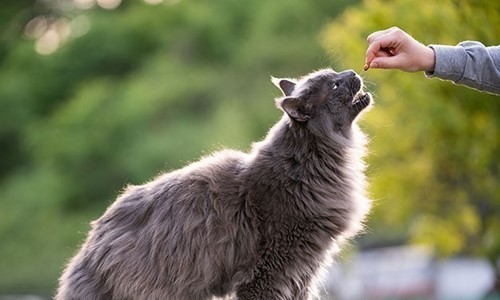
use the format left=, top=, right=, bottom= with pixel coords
left=436, top=258, right=495, bottom=299
left=321, top=245, right=495, bottom=300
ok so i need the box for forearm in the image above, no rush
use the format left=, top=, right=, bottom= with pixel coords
left=425, top=42, right=500, bottom=95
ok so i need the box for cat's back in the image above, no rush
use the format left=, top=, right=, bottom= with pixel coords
left=115, top=148, right=248, bottom=210
left=96, top=148, right=250, bottom=245
left=177, top=148, right=249, bottom=185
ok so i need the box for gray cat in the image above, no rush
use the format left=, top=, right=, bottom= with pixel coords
left=56, top=68, right=372, bottom=300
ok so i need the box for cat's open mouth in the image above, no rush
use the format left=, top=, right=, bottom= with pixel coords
left=352, top=90, right=371, bottom=111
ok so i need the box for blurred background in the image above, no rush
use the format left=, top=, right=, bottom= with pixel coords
left=0, top=0, right=498, bottom=299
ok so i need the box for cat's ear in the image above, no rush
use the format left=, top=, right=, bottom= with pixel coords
left=276, top=97, right=310, bottom=122
left=271, top=76, right=296, bottom=96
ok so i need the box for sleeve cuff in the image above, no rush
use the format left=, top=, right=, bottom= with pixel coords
left=424, top=44, right=468, bottom=82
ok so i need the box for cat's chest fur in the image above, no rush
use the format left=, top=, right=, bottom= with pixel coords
left=241, top=122, right=358, bottom=248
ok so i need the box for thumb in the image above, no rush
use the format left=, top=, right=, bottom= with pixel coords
left=370, top=56, right=406, bottom=70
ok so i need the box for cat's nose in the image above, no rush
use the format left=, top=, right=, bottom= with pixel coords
left=340, top=69, right=356, bottom=78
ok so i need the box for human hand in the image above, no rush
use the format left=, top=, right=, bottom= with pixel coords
left=365, top=27, right=435, bottom=72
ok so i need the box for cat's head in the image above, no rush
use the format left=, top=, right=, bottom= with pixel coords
left=273, top=68, right=371, bottom=134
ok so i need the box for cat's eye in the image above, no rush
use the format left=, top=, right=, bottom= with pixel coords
left=333, top=82, right=339, bottom=90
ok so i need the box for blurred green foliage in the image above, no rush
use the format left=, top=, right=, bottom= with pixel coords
left=0, top=0, right=355, bottom=293
left=322, top=0, right=499, bottom=265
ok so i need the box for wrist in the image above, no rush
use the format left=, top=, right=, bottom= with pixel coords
left=421, top=46, right=436, bottom=72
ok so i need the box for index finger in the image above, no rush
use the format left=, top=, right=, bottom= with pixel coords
left=367, top=27, right=397, bottom=44
left=367, top=31, right=387, bottom=45
left=365, top=40, right=383, bottom=64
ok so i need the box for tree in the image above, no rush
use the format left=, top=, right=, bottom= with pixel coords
left=322, top=0, right=500, bottom=292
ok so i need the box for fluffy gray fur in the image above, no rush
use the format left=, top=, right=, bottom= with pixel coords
left=56, top=68, right=372, bottom=300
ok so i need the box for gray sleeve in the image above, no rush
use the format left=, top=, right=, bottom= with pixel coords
left=425, top=41, right=500, bottom=95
